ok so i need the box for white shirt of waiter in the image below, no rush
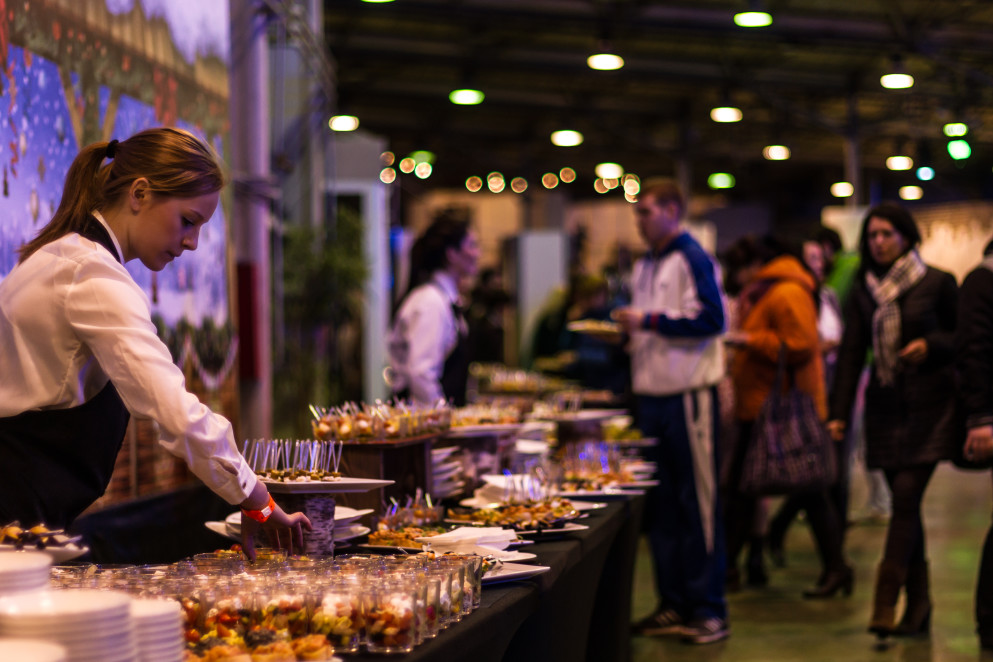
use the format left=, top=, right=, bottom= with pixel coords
left=387, top=271, right=463, bottom=405
left=0, top=211, right=257, bottom=505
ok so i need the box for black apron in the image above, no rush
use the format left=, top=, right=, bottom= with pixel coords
left=440, top=301, right=471, bottom=407
left=396, top=291, right=471, bottom=407
left=0, top=218, right=131, bottom=528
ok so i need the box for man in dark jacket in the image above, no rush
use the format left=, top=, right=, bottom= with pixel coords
left=956, top=237, right=993, bottom=651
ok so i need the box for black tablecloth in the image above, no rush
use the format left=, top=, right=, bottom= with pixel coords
left=348, top=493, right=646, bottom=662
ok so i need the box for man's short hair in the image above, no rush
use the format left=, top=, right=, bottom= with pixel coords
left=639, top=177, right=685, bottom=213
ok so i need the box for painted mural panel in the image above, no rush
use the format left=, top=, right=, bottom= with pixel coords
left=0, top=0, right=230, bottom=332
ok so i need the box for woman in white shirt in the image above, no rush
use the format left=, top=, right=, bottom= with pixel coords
left=387, top=215, right=480, bottom=405
left=0, top=127, right=310, bottom=558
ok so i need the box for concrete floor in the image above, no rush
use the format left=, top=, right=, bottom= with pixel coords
left=630, top=462, right=993, bottom=662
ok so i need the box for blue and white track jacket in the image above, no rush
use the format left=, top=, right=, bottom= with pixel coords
left=629, top=232, right=728, bottom=397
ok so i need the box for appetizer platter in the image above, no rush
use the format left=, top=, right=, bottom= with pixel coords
left=444, top=499, right=581, bottom=531
left=0, top=522, right=89, bottom=562
left=241, top=438, right=395, bottom=494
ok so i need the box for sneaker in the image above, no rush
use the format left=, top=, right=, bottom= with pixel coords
left=631, top=608, right=686, bottom=636
left=682, top=617, right=730, bottom=644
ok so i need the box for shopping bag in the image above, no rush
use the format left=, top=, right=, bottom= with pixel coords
left=740, top=344, right=837, bottom=496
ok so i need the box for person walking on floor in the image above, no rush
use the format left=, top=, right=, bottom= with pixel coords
left=723, top=234, right=851, bottom=600
left=828, top=203, right=958, bottom=640
left=955, top=236, right=993, bottom=651
left=614, top=178, right=730, bottom=645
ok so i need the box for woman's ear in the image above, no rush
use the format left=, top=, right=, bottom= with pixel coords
left=128, top=177, right=150, bottom=213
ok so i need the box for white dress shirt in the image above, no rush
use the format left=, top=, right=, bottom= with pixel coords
left=0, top=212, right=257, bottom=505
left=387, top=271, right=461, bottom=404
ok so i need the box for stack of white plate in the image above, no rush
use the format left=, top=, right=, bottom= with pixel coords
left=0, top=551, right=51, bottom=596
left=332, top=506, right=373, bottom=544
left=224, top=511, right=242, bottom=538
left=131, top=599, right=183, bottom=662
left=0, top=589, right=136, bottom=662
left=0, top=638, right=68, bottom=662
left=431, top=446, right=465, bottom=498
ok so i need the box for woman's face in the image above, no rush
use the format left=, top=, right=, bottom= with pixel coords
left=446, top=230, right=480, bottom=280
left=866, top=216, right=909, bottom=268
left=127, top=185, right=219, bottom=271
left=802, top=240, right=825, bottom=282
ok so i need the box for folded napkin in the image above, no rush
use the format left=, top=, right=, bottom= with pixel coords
left=416, top=526, right=517, bottom=551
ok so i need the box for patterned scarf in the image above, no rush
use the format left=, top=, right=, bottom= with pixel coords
left=864, top=249, right=927, bottom=386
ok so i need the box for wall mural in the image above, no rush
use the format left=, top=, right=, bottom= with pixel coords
left=0, top=0, right=235, bottom=388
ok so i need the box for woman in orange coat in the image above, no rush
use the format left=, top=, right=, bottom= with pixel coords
left=723, top=235, right=851, bottom=597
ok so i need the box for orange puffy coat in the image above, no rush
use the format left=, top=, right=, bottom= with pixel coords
left=730, top=255, right=826, bottom=422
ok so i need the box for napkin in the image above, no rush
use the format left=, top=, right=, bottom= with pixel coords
left=415, top=526, right=517, bottom=551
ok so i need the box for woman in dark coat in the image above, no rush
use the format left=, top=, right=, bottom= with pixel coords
left=828, top=203, right=957, bottom=640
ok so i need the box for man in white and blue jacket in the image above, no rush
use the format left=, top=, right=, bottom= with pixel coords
left=614, top=178, right=730, bottom=645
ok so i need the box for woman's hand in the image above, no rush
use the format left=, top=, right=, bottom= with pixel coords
left=964, top=425, right=993, bottom=464
left=898, top=338, right=928, bottom=365
left=723, top=330, right=751, bottom=347
left=240, top=501, right=312, bottom=561
left=611, top=307, right=645, bottom=334
left=826, top=419, right=846, bottom=441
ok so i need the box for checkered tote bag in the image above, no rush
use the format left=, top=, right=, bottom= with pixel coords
left=740, top=344, right=837, bottom=496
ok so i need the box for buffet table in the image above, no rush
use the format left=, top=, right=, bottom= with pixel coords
left=347, top=492, right=645, bottom=662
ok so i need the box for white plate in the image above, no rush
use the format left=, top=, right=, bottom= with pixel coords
left=555, top=488, right=643, bottom=499
left=0, top=589, right=130, bottom=622
left=616, top=480, right=659, bottom=488
left=0, top=550, right=52, bottom=572
left=335, top=525, right=371, bottom=542
left=457, top=496, right=605, bottom=512
left=566, top=319, right=621, bottom=335
left=262, top=477, right=395, bottom=494
left=430, top=446, right=459, bottom=461
left=516, top=522, right=589, bottom=536
left=514, top=439, right=551, bottom=455
left=0, top=544, right=88, bottom=564
left=486, top=550, right=536, bottom=562
left=0, top=638, right=68, bottom=662
left=432, top=461, right=463, bottom=480
left=334, top=506, right=375, bottom=521
left=445, top=423, right=521, bottom=437
left=482, top=562, right=551, bottom=584
left=355, top=544, right=422, bottom=554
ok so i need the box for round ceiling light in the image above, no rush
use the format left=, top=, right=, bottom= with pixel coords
left=551, top=130, right=584, bottom=147
left=328, top=115, right=359, bottom=131
left=710, top=106, right=742, bottom=123
left=734, top=11, right=772, bottom=27
left=595, top=162, right=624, bottom=179
left=449, top=88, right=485, bottom=105
left=587, top=53, right=624, bottom=71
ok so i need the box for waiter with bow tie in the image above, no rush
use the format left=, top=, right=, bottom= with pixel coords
left=387, top=213, right=480, bottom=406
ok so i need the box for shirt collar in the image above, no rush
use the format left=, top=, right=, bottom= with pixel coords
left=431, top=271, right=461, bottom=305
left=90, top=210, right=125, bottom=263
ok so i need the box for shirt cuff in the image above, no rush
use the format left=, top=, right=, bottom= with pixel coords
left=211, top=462, right=259, bottom=505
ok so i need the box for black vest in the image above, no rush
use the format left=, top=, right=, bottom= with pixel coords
left=0, top=220, right=131, bottom=528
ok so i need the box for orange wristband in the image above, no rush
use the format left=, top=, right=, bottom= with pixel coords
left=241, top=493, right=276, bottom=523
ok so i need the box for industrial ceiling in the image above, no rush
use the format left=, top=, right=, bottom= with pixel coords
left=324, top=0, right=993, bottom=216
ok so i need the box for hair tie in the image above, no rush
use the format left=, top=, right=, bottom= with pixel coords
left=105, top=139, right=119, bottom=159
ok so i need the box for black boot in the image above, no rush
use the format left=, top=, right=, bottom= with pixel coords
left=868, top=560, right=907, bottom=638
left=803, top=564, right=854, bottom=599
left=895, top=560, right=931, bottom=636
left=747, top=536, right=768, bottom=586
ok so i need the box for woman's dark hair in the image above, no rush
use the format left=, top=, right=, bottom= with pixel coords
left=19, top=127, right=224, bottom=263
left=406, top=212, right=471, bottom=292
left=720, top=233, right=796, bottom=296
left=857, top=202, right=921, bottom=271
